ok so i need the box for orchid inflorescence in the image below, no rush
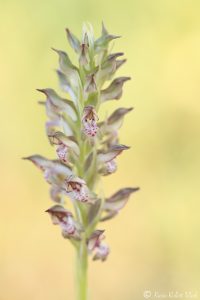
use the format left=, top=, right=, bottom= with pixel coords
left=24, top=23, right=139, bottom=266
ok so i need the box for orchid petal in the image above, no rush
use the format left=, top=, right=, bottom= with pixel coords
left=88, top=199, right=102, bottom=224
left=101, top=187, right=140, bottom=221
left=96, top=53, right=125, bottom=85
left=66, top=28, right=81, bottom=53
left=24, top=155, right=72, bottom=187
left=56, top=70, right=77, bottom=102
left=52, top=48, right=78, bottom=75
left=100, top=77, right=131, bottom=102
left=95, top=25, right=121, bottom=54
left=37, top=88, right=77, bottom=121
left=107, top=107, right=133, bottom=125
left=23, top=155, right=49, bottom=171
left=93, top=243, right=109, bottom=261
left=97, top=144, right=129, bottom=163
left=48, top=132, right=80, bottom=156
left=46, top=205, right=82, bottom=240
left=87, top=230, right=104, bottom=251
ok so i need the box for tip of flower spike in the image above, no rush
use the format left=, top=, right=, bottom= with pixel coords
left=99, top=22, right=121, bottom=43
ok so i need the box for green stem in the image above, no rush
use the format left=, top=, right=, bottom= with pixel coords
left=76, top=238, right=88, bottom=300
left=75, top=133, right=89, bottom=300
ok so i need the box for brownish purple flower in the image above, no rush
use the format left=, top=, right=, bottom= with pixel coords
left=48, top=131, right=80, bottom=164
left=65, top=175, right=89, bottom=203
left=56, top=144, right=68, bottom=163
left=46, top=205, right=83, bottom=240
left=87, top=230, right=105, bottom=251
left=23, top=155, right=72, bottom=203
left=93, top=243, right=110, bottom=261
left=82, top=105, right=99, bottom=137
left=87, top=230, right=109, bottom=261
left=98, top=144, right=129, bottom=175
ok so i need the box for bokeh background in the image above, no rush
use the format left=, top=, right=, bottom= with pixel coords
left=1, top=0, right=200, bottom=299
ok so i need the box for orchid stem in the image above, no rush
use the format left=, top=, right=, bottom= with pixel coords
left=76, top=237, right=88, bottom=300
left=76, top=133, right=88, bottom=300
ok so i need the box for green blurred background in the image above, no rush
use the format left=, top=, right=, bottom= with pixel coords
left=1, top=0, right=200, bottom=299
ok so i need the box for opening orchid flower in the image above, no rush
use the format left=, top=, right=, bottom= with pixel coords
left=87, top=230, right=109, bottom=261
left=24, top=23, right=139, bottom=300
left=105, top=159, right=117, bottom=174
left=46, top=205, right=83, bottom=240
left=97, top=144, right=129, bottom=175
left=93, top=243, right=110, bottom=261
left=56, top=143, right=68, bottom=162
left=65, top=175, right=90, bottom=203
left=82, top=105, right=99, bottom=137
left=48, top=131, right=80, bottom=164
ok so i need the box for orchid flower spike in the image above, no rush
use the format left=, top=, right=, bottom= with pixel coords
left=24, top=22, right=139, bottom=300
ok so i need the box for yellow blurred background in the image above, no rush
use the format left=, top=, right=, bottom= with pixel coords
left=0, top=0, right=200, bottom=299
